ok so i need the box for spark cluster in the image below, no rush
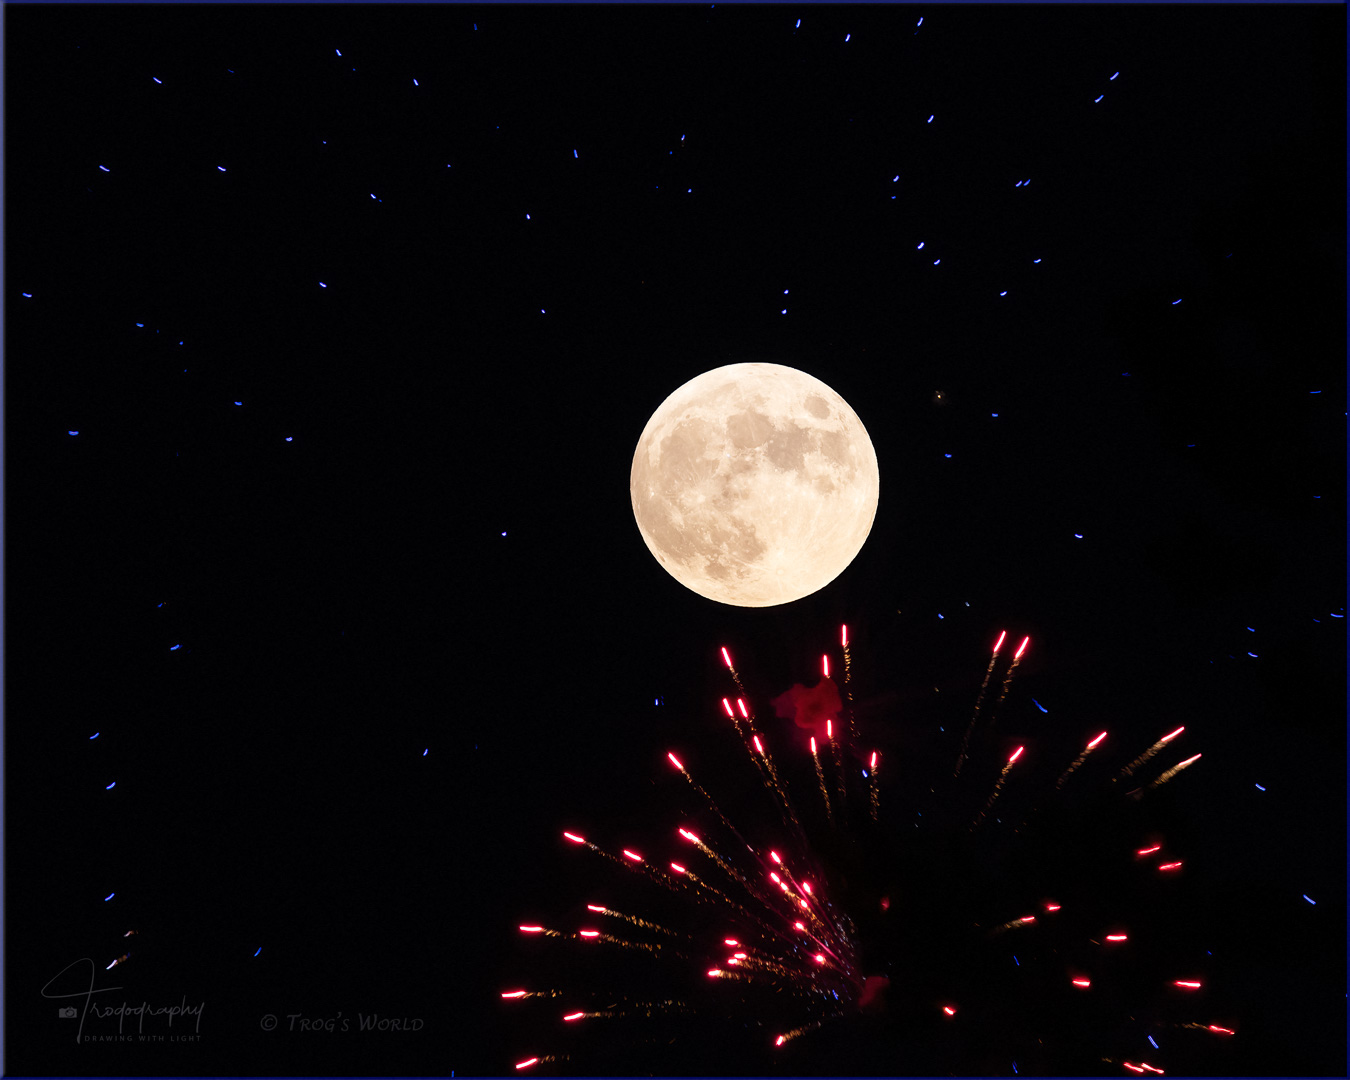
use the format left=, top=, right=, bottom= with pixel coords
left=504, top=627, right=1235, bottom=1075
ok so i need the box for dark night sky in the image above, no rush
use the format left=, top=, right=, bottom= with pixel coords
left=5, top=4, right=1346, bottom=1078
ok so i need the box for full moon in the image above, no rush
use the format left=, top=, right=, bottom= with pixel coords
left=630, top=363, right=880, bottom=607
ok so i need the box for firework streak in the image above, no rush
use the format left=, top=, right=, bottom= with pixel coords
left=1057, top=731, right=1109, bottom=789
left=1118, top=726, right=1185, bottom=779
left=954, top=630, right=1007, bottom=777
left=505, top=627, right=1225, bottom=1075
left=970, top=744, right=1024, bottom=830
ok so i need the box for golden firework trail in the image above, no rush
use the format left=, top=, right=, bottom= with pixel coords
left=720, top=694, right=787, bottom=827
left=516, top=924, right=567, bottom=939
left=866, top=749, right=880, bottom=822
left=519, top=920, right=684, bottom=960
left=513, top=1055, right=566, bottom=1071
left=584, top=903, right=686, bottom=939
left=987, top=635, right=1031, bottom=723
left=988, top=912, right=1041, bottom=936
left=809, top=735, right=834, bottom=826
left=773, top=1020, right=827, bottom=1048
left=955, top=630, right=1008, bottom=777
left=840, top=625, right=864, bottom=759
left=822, top=692, right=848, bottom=814
left=586, top=932, right=684, bottom=959
left=720, top=645, right=749, bottom=701
left=671, top=828, right=786, bottom=937
left=1177, top=1022, right=1236, bottom=1036
left=1137, top=752, right=1202, bottom=796
left=561, top=830, right=715, bottom=907
left=553, top=998, right=694, bottom=1024
left=1056, top=730, right=1109, bottom=789
left=720, top=650, right=803, bottom=836
left=666, top=750, right=750, bottom=849
left=664, top=847, right=739, bottom=909
left=1118, top=726, right=1185, bottom=779
left=840, top=624, right=853, bottom=699
left=971, top=744, right=1024, bottom=830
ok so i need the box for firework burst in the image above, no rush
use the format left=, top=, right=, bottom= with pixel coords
left=504, top=627, right=1234, bottom=1076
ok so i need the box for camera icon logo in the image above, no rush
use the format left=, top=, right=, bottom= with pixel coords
left=58, top=1007, right=78, bottom=1019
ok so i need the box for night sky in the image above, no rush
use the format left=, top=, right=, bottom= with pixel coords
left=6, top=4, right=1346, bottom=1078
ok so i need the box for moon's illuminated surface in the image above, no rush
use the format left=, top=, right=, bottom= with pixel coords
left=630, top=363, right=880, bottom=607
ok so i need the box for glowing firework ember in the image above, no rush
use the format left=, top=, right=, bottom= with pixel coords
left=505, top=627, right=1230, bottom=1075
